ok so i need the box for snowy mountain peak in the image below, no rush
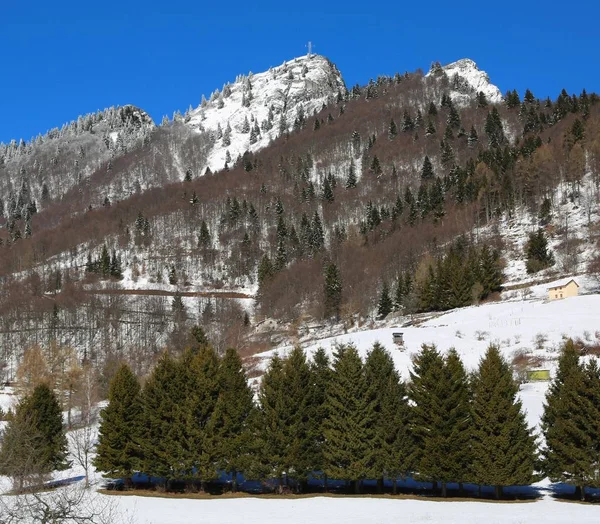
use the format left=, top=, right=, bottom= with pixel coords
left=427, top=58, right=503, bottom=105
left=185, top=54, right=346, bottom=173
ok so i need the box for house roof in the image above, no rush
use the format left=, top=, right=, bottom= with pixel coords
left=547, top=278, right=579, bottom=290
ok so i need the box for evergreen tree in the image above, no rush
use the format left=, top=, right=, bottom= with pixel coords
left=308, top=348, right=332, bottom=489
left=345, top=160, right=357, bottom=189
left=443, top=349, right=473, bottom=493
left=258, top=347, right=314, bottom=489
left=388, top=119, right=398, bottom=139
left=323, top=344, right=375, bottom=493
left=421, top=156, right=434, bottom=180
left=178, top=347, right=221, bottom=486
left=257, top=255, right=274, bottom=288
left=207, top=348, right=255, bottom=492
left=479, top=245, right=503, bottom=296
left=542, top=341, right=600, bottom=499
left=323, top=263, right=342, bottom=320
left=364, top=343, right=412, bottom=492
left=109, top=249, right=122, bottom=279
left=376, top=281, right=393, bottom=320
left=138, top=353, right=188, bottom=485
left=198, top=220, right=211, bottom=249
left=467, top=125, right=479, bottom=147
left=525, top=229, right=555, bottom=273
left=256, top=355, right=287, bottom=483
left=99, top=244, right=111, bottom=278
left=322, top=176, right=334, bottom=202
left=470, top=345, right=537, bottom=499
left=310, top=212, right=325, bottom=253
left=95, top=364, right=142, bottom=483
left=425, top=120, right=436, bottom=136
left=0, top=384, right=69, bottom=489
left=409, top=345, right=472, bottom=494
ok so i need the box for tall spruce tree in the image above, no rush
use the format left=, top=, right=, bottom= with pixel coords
left=257, top=348, right=314, bottom=490
left=308, top=348, right=332, bottom=490
left=542, top=341, right=600, bottom=499
left=376, top=281, right=393, bottom=320
left=323, top=263, right=342, bottom=320
left=323, top=344, right=375, bottom=493
left=409, top=345, right=472, bottom=495
left=443, top=349, right=473, bottom=493
left=256, top=355, right=287, bottom=484
left=178, top=347, right=220, bottom=488
left=207, top=348, right=255, bottom=491
left=95, top=364, right=143, bottom=483
left=138, top=352, right=187, bottom=486
left=471, top=345, right=537, bottom=499
left=365, top=343, right=412, bottom=492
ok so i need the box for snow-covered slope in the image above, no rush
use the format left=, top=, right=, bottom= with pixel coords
left=427, top=58, right=503, bottom=105
left=184, top=54, right=345, bottom=173
left=258, top=291, right=600, bottom=385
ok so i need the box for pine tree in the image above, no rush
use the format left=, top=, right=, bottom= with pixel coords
left=99, top=244, right=111, bottom=278
left=0, top=384, right=69, bottom=489
left=425, top=120, right=436, bottom=136
left=258, top=348, right=314, bottom=489
left=257, top=255, right=274, bottom=287
left=109, top=249, right=122, bottom=279
left=207, top=348, right=255, bottom=492
left=470, top=345, right=537, bottom=499
left=525, top=229, right=555, bottom=273
left=323, top=263, right=342, bottom=320
left=308, top=348, right=332, bottom=489
left=198, top=220, right=211, bottom=249
left=323, top=344, right=375, bottom=493
left=467, top=125, right=479, bottom=147
left=542, top=340, right=599, bottom=499
left=322, top=176, right=334, bottom=202
left=310, top=212, right=325, bottom=253
left=409, top=345, right=451, bottom=489
left=388, top=119, right=398, bottom=140
left=256, top=355, right=287, bottom=483
left=178, top=347, right=220, bottom=486
left=95, top=364, right=143, bottom=483
left=421, top=156, right=434, bottom=180
left=376, top=281, right=393, bottom=320
left=443, top=349, right=473, bottom=493
left=137, top=353, right=186, bottom=486
left=345, top=160, right=357, bottom=189
left=364, top=343, right=412, bottom=492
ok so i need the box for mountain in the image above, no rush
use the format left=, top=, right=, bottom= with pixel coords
left=184, top=54, right=345, bottom=173
left=427, top=58, right=503, bottom=105
left=0, top=53, right=598, bottom=384
left=0, top=105, right=155, bottom=213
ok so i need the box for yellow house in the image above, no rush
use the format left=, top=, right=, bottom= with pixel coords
left=547, top=279, right=579, bottom=301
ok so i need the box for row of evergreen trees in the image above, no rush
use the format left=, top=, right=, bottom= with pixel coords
left=415, top=241, right=503, bottom=312
left=95, top=339, right=541, bottom=498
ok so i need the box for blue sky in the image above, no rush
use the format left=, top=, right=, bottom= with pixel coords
left=1, top=0, right=599, bottom=143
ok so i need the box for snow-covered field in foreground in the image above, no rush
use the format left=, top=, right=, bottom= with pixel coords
left=111, top=493, right=600, bottom=524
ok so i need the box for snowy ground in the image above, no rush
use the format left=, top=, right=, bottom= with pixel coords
left=109, top=493, right=600, bottom=524
left=259, top=291, right=600, bottom=383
